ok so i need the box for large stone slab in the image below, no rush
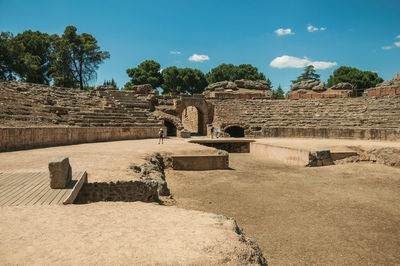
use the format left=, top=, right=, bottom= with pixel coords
left=48, top=157, right=72, bottom=188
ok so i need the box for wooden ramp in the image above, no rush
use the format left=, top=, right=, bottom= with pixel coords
left=0, top=171, right=87, bottom=206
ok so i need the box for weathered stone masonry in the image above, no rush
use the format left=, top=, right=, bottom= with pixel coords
left=209, top=95, right=400, bottom=140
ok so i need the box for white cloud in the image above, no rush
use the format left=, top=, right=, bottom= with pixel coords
left=275, top=28, right=294, bottom=36
left=307, top=25, right=327, bottom=32
left=382, top=46, right=394, bottom=50
left=269, top=55, right=337, bottom=70
left=170, top=51, right=181, bottom=55
left=396, top=35, right=400, bottom=39
left=307, top=25, right=318, bottom=32
left=188, top=54, right=210, bottom=62
left=395, top=42, right=400, bottom=47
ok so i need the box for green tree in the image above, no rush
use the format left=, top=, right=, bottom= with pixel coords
left=0, top=32, right=20, bottom=80
left=234, top=64, right=266, bottom=81
left=205, top=63, right=266, bottom=83
left=12, top=30, right=53, bottom=84
left=161, top=66, right=182, bottom=95
left=103, top=78, right=117, bottom=89
left=50, top=26, right=110, bottom=89
left=180, top=68, right=208, bottom=94
left=273, top=84, right=285, bottom=99
left=291, top=65, right=320, bottom=84
left=125, top=60, right=163, bottom=89
left=161, top=67, right=207, bottom=95
left=327, top=66, right=383, bottom=93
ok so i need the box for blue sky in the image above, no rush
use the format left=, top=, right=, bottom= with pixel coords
left=1, top=0, right=399, bottom=92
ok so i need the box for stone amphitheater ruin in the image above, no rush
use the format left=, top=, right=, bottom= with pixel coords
left=1, top=73, right=400, bottom=265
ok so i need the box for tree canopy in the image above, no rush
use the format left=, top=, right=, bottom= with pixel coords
left=273, top=84, right=285, bottom=99
left=205, top=63, right=266, bottom=83
left=51, top=26, right=110, bottom=89
left=103, top=78, right=117, bottom=89
left=0, top=26, right=109, bottom=89
left=161, top=66, right=207, bottom=95
left=0, top=32, right=18, bottom=80
left=13, top=30, right=52, bottom=84
left=124, top=60, right=163, bottom=89
left=291, top=65, right=320, bottom=84
left=327, top=66, right=383, bottom=91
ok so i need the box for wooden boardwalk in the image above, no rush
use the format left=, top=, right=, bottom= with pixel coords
left=0, top=171, right=86, bottom=206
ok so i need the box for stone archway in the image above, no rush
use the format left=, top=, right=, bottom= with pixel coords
left=181, top=106, right=203, bottom=134
left=224, top=125, right=245, bottom=137
left=175, top=97, right=212, bottom=136
left=164, top=120, right=177, bottom=136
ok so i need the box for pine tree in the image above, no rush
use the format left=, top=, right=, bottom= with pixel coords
left=273, top=84, right=285, bottom=99
left=291, top=65, right=320, bottom=84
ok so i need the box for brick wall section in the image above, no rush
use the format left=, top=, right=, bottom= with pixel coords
left=0, top=126, right=163, bottom=152
left=210, top=95, right=400, bottom=140
left=288, top=93, right=346, bottom=100
left=367, top=87, right=400, bottom=96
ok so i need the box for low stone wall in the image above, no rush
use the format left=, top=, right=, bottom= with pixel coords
left=250, top=142, right=311, bottom=166
left=250, top=142, right=334, bottom=167
left=0, top=126, right=163, bottom=152
left=74, top=181, right=159, bottom=203
left=189, top=139, right=254, bottom=153
left=172, top=154, right=229, bottom=170
left=260, top=127, right=400, bottom=141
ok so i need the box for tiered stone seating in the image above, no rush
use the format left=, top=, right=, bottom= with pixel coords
left=211, top=96, right=400, bottom=129
left=0, top=81, right=162, bottom=128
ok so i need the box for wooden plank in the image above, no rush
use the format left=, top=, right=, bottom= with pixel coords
left=0, top=172, right=42, bottom=194
left=63, top=171, right=87, bottom=204
left=0, top=172, right=44, bottom=206
left=40, top=187, right=64, bottom=205
left=0, top=172, right=43, bottom=205
left=24, top=183, right=51, bottom=206
left=30, top=185, right=55, bottom=206
left=10, top=177, right=49, bottom=206
left=0, top=172, right=28, bottom=192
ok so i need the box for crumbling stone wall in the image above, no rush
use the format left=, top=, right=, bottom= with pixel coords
left=75, top=153, right=169, bottom=203
left=74, top=180, right=160, bottom=203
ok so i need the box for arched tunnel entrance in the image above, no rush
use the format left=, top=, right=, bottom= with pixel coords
left=164, top=120, right=177, bottom=136
left=225, top=126, right=245, bottom=138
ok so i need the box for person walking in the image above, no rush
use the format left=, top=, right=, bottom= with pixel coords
left=158, top=128, right=164, bottom=144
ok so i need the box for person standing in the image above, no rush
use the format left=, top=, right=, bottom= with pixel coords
left=210, top=126, right=214, bottom=139
left=158, top=128, right=164, bottom=144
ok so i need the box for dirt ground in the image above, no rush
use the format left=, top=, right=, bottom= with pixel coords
left=1, top=137, right=400, bottom=265
left=0, top=138, right=216, bottom=182
left=0, top=202, right=264, bottom=265
left=166, top=153, right=400, bottom=265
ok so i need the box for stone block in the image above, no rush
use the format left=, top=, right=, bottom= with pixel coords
left=179, top=130, right=191, bottom=138
left=48, top=157, right=72, bottom=189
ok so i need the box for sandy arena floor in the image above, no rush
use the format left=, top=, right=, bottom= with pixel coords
left=166, top=153, right=400, bottom=265
left=0, top=138, right=215, bottom=182
left=1, top=137, right=400, bottom=265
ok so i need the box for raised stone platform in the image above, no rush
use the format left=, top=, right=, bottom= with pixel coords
left=0, top=171, right=86, bottom=206
left=172, top=154, right=229, bottom=170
